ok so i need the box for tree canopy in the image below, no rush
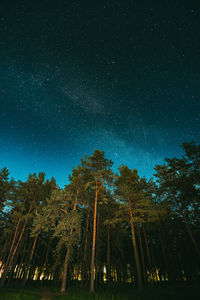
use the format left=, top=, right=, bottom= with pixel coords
left=0, top=143, right=200, bottom=292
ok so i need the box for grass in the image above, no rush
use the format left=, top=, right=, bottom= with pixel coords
left=0, top=282, right=199, bottom=300
left=53, top=283, right=199, bottom=300
left=0, top=286, right=40, bottom=300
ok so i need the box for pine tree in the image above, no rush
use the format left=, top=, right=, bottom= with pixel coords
left=81, top=150, right=113, bottom=292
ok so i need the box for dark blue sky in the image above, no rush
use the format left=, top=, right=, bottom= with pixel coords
left=0, top=0, right=200, bottom=186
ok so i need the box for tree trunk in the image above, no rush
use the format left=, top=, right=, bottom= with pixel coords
left=138, top=226, right=146, bottom=283
left=143, top=226, right=152, bottom=273
left=12, top=231, right=29, bottom=283
left=0, top=218, right=27, bottom=287
left=129, top=199, right=142, bottom=290
left=23, top=236, right=38, bottom=286
left=0, top=217, right=21, bottom=286
left=0, top=231, right=13, bottom=272
left=82, top=209, right=90, bottom=285
left=178, top=206, right=200, bottom=256
left=106, top=225, right=111, bottom=283
left=60, top=191, right=78, bottom=293
left=90, top=182, right=98, bottom=293
left=158, top=227, right=168, bottom=271
left=61, top=247, right=70, bottom=293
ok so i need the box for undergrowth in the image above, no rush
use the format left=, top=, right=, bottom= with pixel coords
left=0, top=282, right=199, bottom=300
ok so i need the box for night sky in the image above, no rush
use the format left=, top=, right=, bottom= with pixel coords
left=0, top=0, right=200, bottom=187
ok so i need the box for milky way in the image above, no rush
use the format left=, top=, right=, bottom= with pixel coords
left=0, top=0, right=200, bottom=186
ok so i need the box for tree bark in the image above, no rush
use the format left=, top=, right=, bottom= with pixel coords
left=158, top=227, right=168, bottom=271
left=143, top=226, right=152, bottom=273
left=106, top=225, right=111, bottom=284
left=23, top=236, right=38, bottom=286
left=82, top=209, right=90, bottom=285
left=90, top=181, right=98, bottom=293
left=0, top=218, right=27, bottom=287
left=60, top=190, right=79, bottom=293
left=129, top=199, right=142, bottom=290
left=0, top=217, right=21, bottom=286
left=0, top=231, right=13, bottom=272
left=60, top=247, right=70, bottom=293
left=138, top=226, right=146, bottom=283
left=175, top=198, right=200, bottom=256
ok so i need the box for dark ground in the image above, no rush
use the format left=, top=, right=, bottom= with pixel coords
left=0, top=282, right=199, bottom=300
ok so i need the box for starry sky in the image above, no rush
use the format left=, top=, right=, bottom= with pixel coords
left=0, top=0, right=200, bottom=187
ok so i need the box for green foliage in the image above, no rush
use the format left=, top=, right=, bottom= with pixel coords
left=114, top=165, right=162, bottom=226
left=154, top=142, right=200, bottom=223
left=32, top=189, right=81, bottom=256
left=0, top=166, right=14, bottom=223
left=1, top=143, right=200, bottom=291
left=81, top=150, right=113, bottom=185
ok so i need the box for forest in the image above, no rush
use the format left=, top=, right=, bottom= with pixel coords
left=0, top=142, right=199, bottom=299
